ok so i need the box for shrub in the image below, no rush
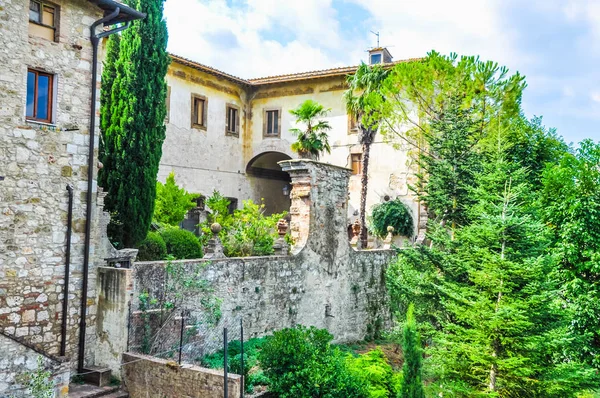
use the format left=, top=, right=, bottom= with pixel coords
left=259, top=326, right=368, bottom=398
left=154, top=172, right=199, bottom=226
left=159, top=228, right=203, bottom=259
left=201, top=192, right=286, bottom=257
left=369, top=199, right=413, bottom=238
left=346, top=348, right=396, bottom=398
left=137, top=232, right=167, bottom=261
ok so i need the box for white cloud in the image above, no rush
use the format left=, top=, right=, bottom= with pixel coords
left=164, top=0, right=350, bottom=79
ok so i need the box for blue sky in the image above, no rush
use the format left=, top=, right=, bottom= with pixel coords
left=165, top=0, right=599, bottom=144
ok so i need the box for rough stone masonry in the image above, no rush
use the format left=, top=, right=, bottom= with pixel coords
left=94, top=160, right=396, bottom=375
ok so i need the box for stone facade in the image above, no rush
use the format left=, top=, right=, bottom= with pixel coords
left=122, top=353, right=242, bottom=398
left=0, top=0, right=126, bottom=393
left=160, top=54, right=425, bottom=241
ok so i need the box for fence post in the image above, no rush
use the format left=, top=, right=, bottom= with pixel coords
left=224, top=327, right=228, bottom=398
left=240, top=318, right=244, bottom=398
left=178, top=310, right=185, bottom=364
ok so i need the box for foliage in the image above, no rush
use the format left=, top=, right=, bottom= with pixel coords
left=200, top=337, right=269, bottom=393
left=412, top=95, right=482, bottom=231
left=98, top=0, right=170, bottom=248
left=153, top=172, right=198, bottom=226
left=15, top=356, right=54, bottom=398
left=98, top=33, right=119, bottom=189
left=346, top=348, right=397, bottom=398
left=136, top=231, right=167, bottom=261
left=289, top=99, right=332, bottom=160
left=541, top=139, right=600, bottom=367
left=399, top=304, right=424, bottom=398
left=343, top=63, right=389, bottom=247
left=202, top=192, right=286, bottom=257
left=369, top=199, right=414, bottom=238
left=159, top=227, right=203, bottom=260
left=258, top=326, right=368, bottom=398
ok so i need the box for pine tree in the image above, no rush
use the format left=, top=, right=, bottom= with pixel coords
left=400, top=304, right=425, bottom=398
left=98, top=33, right=120, bottom=191
left=100, top=0, right=169, bottom=247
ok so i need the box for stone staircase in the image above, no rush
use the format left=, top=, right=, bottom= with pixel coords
left=68, top=383, right=128, bottom=398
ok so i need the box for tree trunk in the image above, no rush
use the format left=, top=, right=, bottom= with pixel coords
left=359, top=131, right=372, bottom=249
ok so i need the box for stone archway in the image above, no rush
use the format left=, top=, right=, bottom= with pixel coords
left=246, top=151, right=292, bottom=215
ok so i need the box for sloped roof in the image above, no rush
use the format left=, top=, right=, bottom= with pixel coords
left=169, top=53, right=421, bottom=86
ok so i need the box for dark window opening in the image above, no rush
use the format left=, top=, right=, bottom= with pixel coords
left=265, top=109, right=280, bottom=136
left=226, top=105, right=239, bottom=136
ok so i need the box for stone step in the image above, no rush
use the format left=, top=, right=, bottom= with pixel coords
left=68, top=383, right=127, bottom=398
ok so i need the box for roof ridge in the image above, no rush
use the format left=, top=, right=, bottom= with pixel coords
left=168, top=53, right=422, bottom=85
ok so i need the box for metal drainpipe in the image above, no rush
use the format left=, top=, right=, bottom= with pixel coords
left=61, top=185, right=73, bottom=357
left=78, top=8, right=131, bottom=373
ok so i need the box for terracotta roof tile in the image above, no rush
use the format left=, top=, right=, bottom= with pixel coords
left=169, top=53, right=421, bottom=86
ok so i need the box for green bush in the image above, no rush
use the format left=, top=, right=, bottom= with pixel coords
left=201, top=192, right=286, bottom=257
left=159, top=228, right=203, bottom=259
left=346, top=348, right=397, bottom=398
left=137, top=232, right=167, bottom=261
left=258, top=326, right=368, bottom=398
left=153, top=172, right=199, bottom=226
left=369, top=199, right=413, bottom=238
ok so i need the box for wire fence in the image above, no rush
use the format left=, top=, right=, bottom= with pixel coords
left=127, top=305, right=246, bottom=397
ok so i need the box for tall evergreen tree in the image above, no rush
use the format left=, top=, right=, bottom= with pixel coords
left=98, top=33, right=120, bottom=192
left=100, top=0, right=169, bottom=247
left=400, top=304, right=425, bottom=398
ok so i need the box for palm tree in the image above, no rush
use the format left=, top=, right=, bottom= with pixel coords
left=289, top=99, right=332, bottom=160
left=343, top=63, right=389, bottom=248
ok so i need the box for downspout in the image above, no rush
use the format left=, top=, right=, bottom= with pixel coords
left=61, top=184, right=73, bottom=357
left=78, top=8, right=130, bottom=373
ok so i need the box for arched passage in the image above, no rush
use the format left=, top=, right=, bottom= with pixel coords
left=246, top=151, right=292, bottom=215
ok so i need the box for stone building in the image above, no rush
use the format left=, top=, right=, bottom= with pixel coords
left=161, top=48, right=426, bottom=243
left=0, top=0, right=144, bottom=395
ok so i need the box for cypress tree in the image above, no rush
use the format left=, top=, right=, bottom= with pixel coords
left=98, top=33, right=120, bottom=191
left=400, top=303, right=425, bottom=398
left=100, top=0, right=169, bottom=247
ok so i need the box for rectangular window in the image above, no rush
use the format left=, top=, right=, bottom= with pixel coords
left=226, top=104, right=240, bottom=136
left=26, top=69, right=54, bottom=123
left=351, top=154, right=362, bottom=175
left=165, top=86, right=171, bottom=123
left=348, top=114, right=359, bottom=134
left=191, top=94, right=207, bottom=129
left=29, top=1, right=59, bottom=42
left=264, top=108, right=281, bottom=137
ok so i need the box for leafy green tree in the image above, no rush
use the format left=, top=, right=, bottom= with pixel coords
left=153, top=172, right=198, bottom=226
left=344, top=63, right=389, bottom=247
left=346, top=348, right=396, bottom=398
left=99, top=0, right=170, bottom=247
left=259, top=326, right=368, bottom=398
left=541, top=139, right=600, bottom=367
left=289, top=99, right=332, bottom=160
left=369, top=199, right=413, bottom=238
left=400, top=304, right=425, bottom=398
left=413, top=94, right=482, bottom=234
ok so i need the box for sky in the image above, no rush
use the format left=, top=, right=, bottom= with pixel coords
left=164, top=0, right=600, bottom=145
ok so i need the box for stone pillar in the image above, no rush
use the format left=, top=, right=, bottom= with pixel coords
left=203, top=223, right=226, bottom=259
left=279, top=160, right=352, bottom=268
left=95, top=267, right=133, bottom=378
left=273, top=219, right=290, bottom=255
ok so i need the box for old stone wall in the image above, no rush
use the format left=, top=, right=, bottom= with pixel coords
left=0, top=333, right=70, bottom=397
left=0, top=0, right=106, bottom=371
left=122, top=352, right=241, bottom=398
left=128, top=161, right=394, bottom=355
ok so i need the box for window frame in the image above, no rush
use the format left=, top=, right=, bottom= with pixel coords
left=165, top=86, right=171, bottom=124
left=29, top=0, right=60, bottom=42
left=190, top=93, right=208, bottom=130
left=263, top=107, right=282, bottom=138
left=225, top=103, right=240, bottom=137
left=26, top=68, right=54, bottom=124
left=370, top=52, right=382, bottom=65
left=351, top=153, right=362, bottom=175
left=348, top=114, right=359, bottom=134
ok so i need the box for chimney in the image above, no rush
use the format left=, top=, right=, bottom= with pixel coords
left=368, top=47, right=393, bottom=65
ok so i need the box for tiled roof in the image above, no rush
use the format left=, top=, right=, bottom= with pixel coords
left=169, top=53, right=421, bottom=86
